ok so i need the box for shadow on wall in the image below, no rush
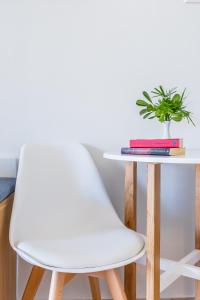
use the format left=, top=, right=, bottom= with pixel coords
left=84, top=144, right=125, bottom=219
left=84, top=144, right=146, bottom=229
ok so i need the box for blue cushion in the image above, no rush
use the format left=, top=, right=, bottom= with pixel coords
left=0, top=178, right=16, bottom=203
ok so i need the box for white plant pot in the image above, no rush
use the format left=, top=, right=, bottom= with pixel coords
left=162, top=121, right=171, bottom=139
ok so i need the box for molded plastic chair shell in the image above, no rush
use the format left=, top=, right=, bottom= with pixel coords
left=10, top=143, right=145, bottom=273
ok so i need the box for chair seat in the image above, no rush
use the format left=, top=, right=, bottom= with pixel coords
left=17, top=226, right=145, bottom=273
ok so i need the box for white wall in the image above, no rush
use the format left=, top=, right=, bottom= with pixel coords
left=0, top=0, right=200, bottom=298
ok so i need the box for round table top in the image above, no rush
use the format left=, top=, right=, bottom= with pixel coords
left=104, top=149, right=200, bottom=164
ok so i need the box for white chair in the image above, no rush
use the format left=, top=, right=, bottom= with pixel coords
left=10, top=143, right=145, bottom=300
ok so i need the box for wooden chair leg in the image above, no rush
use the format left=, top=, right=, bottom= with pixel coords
left=48, top=272, right=66, bottom=300
left=105, top=269, right=127, bottom=300
left=64, top=273, right=76, bottom=284
left=22, top=266, right=45, bottom=300
left=88, top=276, right=101, bottom=300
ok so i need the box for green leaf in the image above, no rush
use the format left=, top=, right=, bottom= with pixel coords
left=146, top=104, right=154, bottom=112
left=143, top=91, right=152, bottom=103
left=136, top=99, right=148, bottom=106
left=171, top=114, right=182, bottom=122
left=168, top=87, right=177, bottom=96
left=143, top=112, right=152, bottom=119
left=139, top=109, right=147, bottom=115
left=181, top=88, right=186, bottom=101
left=159, top=114, right=165, bottom=122
left=172, top=94, right=181, bottom=103
left=188, top=115, right=195, bottom=126
left=159, top=85, right=165, bottom=96
left=151, top=91, right=160, bottom=95
left=154, top=87, right=162, bottom=93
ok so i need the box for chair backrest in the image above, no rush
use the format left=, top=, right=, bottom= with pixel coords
left=10, top=143, right=122, bottom=247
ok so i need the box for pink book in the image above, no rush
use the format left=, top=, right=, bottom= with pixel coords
left=129, top=138, right=183, bottom=148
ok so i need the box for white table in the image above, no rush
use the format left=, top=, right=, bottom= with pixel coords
left=104, top=149, right=200, bottom=300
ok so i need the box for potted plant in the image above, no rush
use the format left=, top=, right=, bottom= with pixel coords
left=136, top=86, right=195, bottom=138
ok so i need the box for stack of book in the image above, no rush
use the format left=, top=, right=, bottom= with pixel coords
left=121, top=138, right=185, bottom=156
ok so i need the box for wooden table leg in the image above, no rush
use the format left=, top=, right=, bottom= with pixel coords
left=146, top=163, right=160, bottom=300
left=88, top=276, right=101, bottom=300
left=195, top=164, right=200, bottom=300
left=124, top=162, right=137, bottom=300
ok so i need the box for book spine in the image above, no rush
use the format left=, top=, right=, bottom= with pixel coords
left=121, top=147, right=170, bottom=156
left=129, top=139, right=181, bottom=148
